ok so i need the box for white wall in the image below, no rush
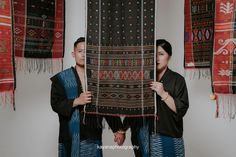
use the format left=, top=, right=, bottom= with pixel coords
left=1, top=0, right=236, bottom=157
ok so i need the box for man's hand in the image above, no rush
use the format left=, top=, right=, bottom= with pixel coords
left=73, top=91, right=92, bottom=107
left=114, top=130, right=126, bottom=146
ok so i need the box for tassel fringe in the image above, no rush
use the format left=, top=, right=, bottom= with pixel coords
left=0, top=91, right=15, bottom=110
left=215, top=94, right=236, bottom=120
left=184, top=68, right=210, bottom=80
left=15, top=57, right=63, bottom=74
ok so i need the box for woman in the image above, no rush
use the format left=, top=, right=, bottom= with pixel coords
left=149, top=39, right=189, bottom=157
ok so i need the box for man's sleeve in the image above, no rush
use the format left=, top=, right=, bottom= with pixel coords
left=104, top=116, right=124, bottom=133
left=50, top=76, right=74, bottom=117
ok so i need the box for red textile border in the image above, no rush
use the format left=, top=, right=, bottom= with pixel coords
left=212, top=0, right=235, bottom=94
left=0, top=0, right=15, bottom=107
left=52, top=0, right=65, bottom=58
left=184, top=0, right=194, bottom=68
left=184, top=0, right=214, bottom=69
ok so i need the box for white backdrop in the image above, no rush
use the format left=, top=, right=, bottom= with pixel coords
left=1, top=0, right=236, bottom=157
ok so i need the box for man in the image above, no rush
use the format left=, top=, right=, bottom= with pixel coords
left=50, top=37, right=125, bottom=157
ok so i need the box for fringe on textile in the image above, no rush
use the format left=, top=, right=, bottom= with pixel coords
left=184, top=68, right=210, bottom=80
left=0, top=91, right=15, bottom=110
left=15, top=57, right=63, bottom=74
left=213, top=94, right=236, bottom=120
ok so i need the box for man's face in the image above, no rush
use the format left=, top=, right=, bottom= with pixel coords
left=72, top=42, right=85, bottom=67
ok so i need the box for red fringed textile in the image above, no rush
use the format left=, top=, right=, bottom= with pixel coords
left=184, top=0, right=215, bottom=79
left=85, top=0, right=155, bottom=116
left=0, top=0, right=15, bottom=109
left=13, top=0, right=65, bottom=73
left=212, top=0, right=236, bottom=118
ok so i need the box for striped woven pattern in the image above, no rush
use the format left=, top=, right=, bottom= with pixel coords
left=184, top=0, right=215, bottom=69
left=85, top=0, right=155, bottom=116
left=0, top=0, right=15, bottom=108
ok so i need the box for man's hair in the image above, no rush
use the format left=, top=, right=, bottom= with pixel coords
left=156, top=39, right=172, bottom=56
left=74, top=37, right=85, bottom=48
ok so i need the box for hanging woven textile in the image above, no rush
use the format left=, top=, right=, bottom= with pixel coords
left=184, top=0, right=215, bottom=79
left=13, top=0, right=65, bottom=73
left=0, top=0, right=15, bottom=109
left=85, top=0, right=155, bottom=116
left=211, top=0, right=236, bottom=119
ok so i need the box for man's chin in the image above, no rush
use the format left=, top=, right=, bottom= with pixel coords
left=76, top=63, right=84, bottom=67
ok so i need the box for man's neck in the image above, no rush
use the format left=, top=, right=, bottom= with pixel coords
left=75, top=65, right=84, bottom=75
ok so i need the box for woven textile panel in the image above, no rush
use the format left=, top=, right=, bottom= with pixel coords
left=0, top=0, right=15, bottom=109
left=212, top=0, right=236, bottom=94
left=212, top=0, right=236, bottom=119
left=13, top=0, right=65, bottom=73
left=184, top=0, right=215, bottom=69
left=85, top=0, right=155, bottom=116
left=212, top=0, right=236, bottom=118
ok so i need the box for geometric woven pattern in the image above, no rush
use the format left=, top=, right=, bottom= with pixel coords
left=184, top=0, right=215, bottom=68
left=12, top=0, right=65, bottom=73
left=85, top=0, right=155, bottom=116
left=13, top=0, right=65, bottom=58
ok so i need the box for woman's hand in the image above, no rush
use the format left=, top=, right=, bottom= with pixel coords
left=150, top=81, right=165, bottom=97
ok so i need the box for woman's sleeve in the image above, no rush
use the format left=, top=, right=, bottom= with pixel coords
left=173, top=76, right=189, bottom=120
left=50, top=76, right=74, bottom=117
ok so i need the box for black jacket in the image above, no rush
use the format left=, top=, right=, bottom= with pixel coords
left=149, top=68, right=189, bottom=138
left=50, top=67, right=123, bottom=143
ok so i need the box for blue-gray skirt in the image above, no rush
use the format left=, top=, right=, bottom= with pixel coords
left=138, top=127, right=185, bottom=157
left=150, top=133, right=185, bottom=157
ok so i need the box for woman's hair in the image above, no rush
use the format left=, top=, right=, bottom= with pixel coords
left=156, top=39, right=172, bottom=56
left=74, top=37, right=85, bottom=48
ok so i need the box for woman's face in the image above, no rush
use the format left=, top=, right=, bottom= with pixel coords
left=156, top=46, right=170, bottom=72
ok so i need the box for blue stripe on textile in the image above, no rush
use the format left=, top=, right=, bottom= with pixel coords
left=57, top=68, right=78, bottom=99
left=150, top=133, right=185, bottom=157
left=58, top=68, right=80, bottom=157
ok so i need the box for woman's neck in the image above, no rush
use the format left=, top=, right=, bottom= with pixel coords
left=157, top=67, right=167, bottom=81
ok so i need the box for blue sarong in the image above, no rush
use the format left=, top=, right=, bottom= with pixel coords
left=80, top=140, right=102, bottom=157
left=138, top=125, right=150, bottom=157
left=59, top=139, right=102, bottom=157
